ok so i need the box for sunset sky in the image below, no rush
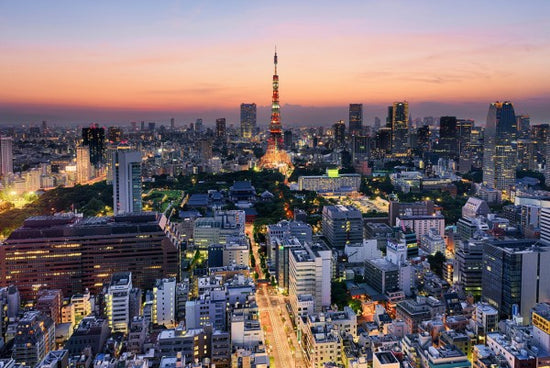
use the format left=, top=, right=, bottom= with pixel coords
left=1, top=1, right=549, bottom=126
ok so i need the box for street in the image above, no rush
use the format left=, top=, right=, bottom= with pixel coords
left=247, top=224, right=306, bottom=368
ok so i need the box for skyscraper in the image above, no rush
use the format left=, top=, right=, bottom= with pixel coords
left=351, top=135, right=371, bottom=161
left=456, top=119, right=473, bottom=155
left=76, top=145, right=91, bottom=184
left=240, top=103, right=257, bottom=139
left=391, top=101, right=410, bottom=156
left=333, top=120, right=346, bottom=148
left=349, top=104, right=363, bottom=136
left=482, top=101, right=517, bottom=196
left=322, top=205, right=363, bottom=248
left=82, top=124, right=105, bottom=167
left=0, top=135, right=13, bottom=176
left=107, top=126, right=123, bottom=143
left=482, top=239, right=550, bottom=320
left=438, top=116, right=458, bottom=158
left=112, top=147, right=142, bottom=214
left=216, top=118, right=226, bottom=139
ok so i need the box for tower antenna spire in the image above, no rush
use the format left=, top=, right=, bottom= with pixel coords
left=274, top=45, right=278, bottom=74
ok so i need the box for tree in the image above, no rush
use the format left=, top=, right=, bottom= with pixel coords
left=331, top=280, right=348, bottom=310
left=348, top=299, right=363, bottom=314
left=250, top=253, right=256, bottom=268
left=427, top=251, right=446, bottom=277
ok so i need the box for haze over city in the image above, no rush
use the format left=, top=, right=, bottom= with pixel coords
left=1, top=0, right=550, bottom=125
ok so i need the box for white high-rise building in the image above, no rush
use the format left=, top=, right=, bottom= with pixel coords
left=545, top=134, right=550, bottom=187
left=105, top=272, right=132, bottom=333
left=112, top=148, right=142, bottom=214
left=153, top=278, right=176, bottom=328
left=541, top=207, right=550, bottom=245
left=76, top=145, right=91, bottom=184
left=289, top=241, right=332, bottom=314
left=0, top=136, right=13, bottom=176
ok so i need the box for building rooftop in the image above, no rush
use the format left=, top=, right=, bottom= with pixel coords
left=532, top=302, right=550, bottom=320
left=375, top=351, right=398, bottom=364
left=367, top=258, right=399, bottom=272
left=111, top=272, right=132, bottom=286
left=6, top=212, right=163, bottom=241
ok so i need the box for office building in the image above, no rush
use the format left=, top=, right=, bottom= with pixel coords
left=421, top=228, right=446, bottom=255
left=322, top=205, right=363, bottom=248
left=349, top=103, right=363, bottom=136
left=482, top=101, right=517, bottom=196
left=532, top=123, right=549, bottom=166
left=107, top=126, right=123, bottom=143
left=216, top=118, right=227, bottom=140
left=289, top=241, right=332, bottom=314
left=193, top=210, right=246, bottom=250
left=112, top=147, right=142, bottom=214
left=546, top=135, right=550, bottom=185
left=301, top=313, right=343, bottom=367
left=472, top=303, right=499, bottom=339
left=453, top=241, right=484, bottom=298
left=273, top=237, right=302, bottom=292
left=64, top=316, right=109, bottom=355
left=104, top=272, right=132, bottom=333
left=396, top=296, right=445, bottom=334
left=230, top=304, right=262, bottom=348
left=36, top=289, right=63, bottom=324
left=82, top=124, right=105, bottom=166
left=438, top=116, right=458, bottom=158
left=153, top=278, right=176, bottom=328
left=389, top=200, right=435, bottom=227
left=532, top=303, right=550, bottom=353
left=462, top=197, right=490, bottom=219
left=374, top=127, right=392, bottom=157
left=396, top=212, right=445, bottom=243
left=482, top=239, right=550, bottom=320
left=365, top=258, right=400, bottom=294
left=345, top=239, right=382, bottom=263
left=542, top=207, right=550, bottom=245
left=0, top=135, right=13, bottom=176
left=12, top=311, right=55, bottom=366
left=157, top=325, right=230, bottom=366
left=391, top=101, right=410, bottom=156
left=185, top=289, right=227, bottom=331
left=76, top=145, right=91, bottom=184
left=223, top=236, right=249, bottom=267
left=240, top=103, right=256, bottom=139
left=267, top=219, right=312, bottom=262
left=284, top=129, right=293, bottom=149
left=298, top=169, right=361, bottom=194
left=351, top=135, right=371, bottom=161
left=333, top=120, right=346, bottom=148
left=0, top=212, right=178, bottom=300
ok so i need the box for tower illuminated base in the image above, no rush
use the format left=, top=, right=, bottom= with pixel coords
left=257, top=147, right=294, bottom=177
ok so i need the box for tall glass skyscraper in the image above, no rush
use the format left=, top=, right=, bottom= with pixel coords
left=112, top=147, right=142, bottom=215
left=82, top=124, right=105, bottom=167
left=0, top=135, right=13, bottom=176
left=482, top=101, right=517, bottom=196
left=391, top=101, right=409, bottom=156
left=349, top=103, right=363, bottom=136
left=240, top=103, right=257, bottom=139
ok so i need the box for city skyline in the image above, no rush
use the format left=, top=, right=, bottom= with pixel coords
left=1, top=1, right=550, bottom=125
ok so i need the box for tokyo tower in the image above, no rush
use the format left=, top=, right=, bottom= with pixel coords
left=257, top=48, right=293, bottom=176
